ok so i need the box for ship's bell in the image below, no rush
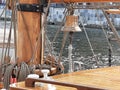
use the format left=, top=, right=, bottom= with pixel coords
left=61, top=15, right=82, bottom=32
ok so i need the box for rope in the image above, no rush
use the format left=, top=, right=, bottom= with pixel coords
left=44, top=34, right=53, bottom=54
left=95, top=9, right=114, bottom=55
left=1, top=0, right=8, bottom=65
left=3, top=64, right=15, bottom=89
left=54, top=4, right=74, bottom=63
left=2, top=0, right=16, bottom=66
left=50, top=1, right=70, bottom=54
left=0, top=4, right=6, bottom=20
left=12, top=0, right=17, bottom=60
left=51, top=8, right=67, bottom=46
left=51, top=9, right=68, bottom=63
left=102, top=9, right=120, bottom=45
left=30, top=0, right=51, bottom=64
left=79, top=14, right=99, bottom=67
left=4, top=16, right=12, bottom=58
left=44, top=8, right=68, bottom=57
left=17, top=62, right=30, bottom=82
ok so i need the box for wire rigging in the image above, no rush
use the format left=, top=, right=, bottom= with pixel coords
left=1, top=0, right=8, bottom=65
left=79, top=11, right=99, bottom=67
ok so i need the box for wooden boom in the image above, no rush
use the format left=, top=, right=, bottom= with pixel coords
left=51, top=0, right=120, bottom=3
left=105, top=9, right=120, bottom=14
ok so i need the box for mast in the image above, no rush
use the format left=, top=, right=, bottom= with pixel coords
left=17, top=0, right=43, bottom=64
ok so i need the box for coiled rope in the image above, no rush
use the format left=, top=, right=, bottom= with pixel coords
left=3, top=64, right=15, bottom=89
left=17, top=62, right=30, bottom=82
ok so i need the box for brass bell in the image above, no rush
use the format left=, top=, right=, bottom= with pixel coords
left=61, top=15, right=82, bottom=32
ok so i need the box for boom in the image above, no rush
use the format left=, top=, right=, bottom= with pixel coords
left=51, top=0, right=120, bottom=3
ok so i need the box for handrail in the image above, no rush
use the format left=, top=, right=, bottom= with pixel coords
left=25, top=78, right=104, bottom=90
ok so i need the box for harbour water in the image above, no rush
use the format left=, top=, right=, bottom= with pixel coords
left=47, top=25, right=120, bottom=72
left=1, top=22, right=120, bottom=72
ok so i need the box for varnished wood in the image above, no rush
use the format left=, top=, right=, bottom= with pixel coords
left=17, top=0, right=42, bottom=64
left=51, top=0, right=120, bottom=3
left=10, top=66, right=120, bottom=90
left=0, top=82, right=3, bottom=89
left=105, top=9, right=120, bottom=14
left=25, top=78, right=102, bottom=90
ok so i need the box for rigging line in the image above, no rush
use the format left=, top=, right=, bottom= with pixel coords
left=1, top=0, right=8, bottom=65
left=41, top=0, right=52, bottom=63
left=4, top=21, right=12, bottom=58
left=17, top=0, right=34, bottom=60
left=30, top=0, right=51, bottom=64
left=51, top=9, right=67, bottom=43
left=51, top=1, right=69, bottom=45
left=58, top=4, right=75, bottom=63
left=51, top=8, right=68, bottom=48
left=4, top=0, right=16, bottom=61
left=58, top=32, right=69, bottom=63
left=79, top=14, right=98, bottom=66
left=60, top=0, right=70, bottom=9
left=0, top=4, right=6, bottom=19
left=57, top=4, right=75, bottom=63
left=44, top=31, right=52, bottom=54
left=46, top=9, right=68, bottom=56
left=102, top=9, right=120, bottom=45
left=80, top=17, right=95, bottom=55
left=95, top=9, right=114, bottom=55
left=4, top=6, right=13, bottom=59
left=12, top=0, right=17, bottom=60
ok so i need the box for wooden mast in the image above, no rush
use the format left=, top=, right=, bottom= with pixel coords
left=17, top=0, right=42, bottom=64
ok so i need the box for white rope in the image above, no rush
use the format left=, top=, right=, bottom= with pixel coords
left=1, top=0, right=8, bottom=65
left=79, top=13, right=99, bottom=67
left=3, top=64, right=15, bottom=89
left=79, top=16, right=96, bottom=56
left=95, top=9, right=114, bottom=55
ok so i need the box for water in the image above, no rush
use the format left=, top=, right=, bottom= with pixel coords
left=47, top=25, right=120, bottom=72
left=47, top=25, right=120, bottom=56
left=1, top=22, right=120, bottom=72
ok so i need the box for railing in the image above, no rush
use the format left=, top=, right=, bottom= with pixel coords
left=25, top=78, right=103, bottom=90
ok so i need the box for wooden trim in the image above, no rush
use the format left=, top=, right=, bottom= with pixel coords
left=105, top=9, right=120, bottom=14
left=25, top=78, right=103, bottom=90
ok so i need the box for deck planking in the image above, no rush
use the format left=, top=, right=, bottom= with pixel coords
left=10, top=66, right=120, bottom=90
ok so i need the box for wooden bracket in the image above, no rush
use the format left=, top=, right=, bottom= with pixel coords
left=17, top=4, right=43, bottom=12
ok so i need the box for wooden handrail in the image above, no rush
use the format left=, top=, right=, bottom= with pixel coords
left=25, top=78, right=104, bottom=90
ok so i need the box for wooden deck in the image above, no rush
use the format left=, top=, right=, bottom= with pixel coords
left=10, top=66, right=120, bottom=90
